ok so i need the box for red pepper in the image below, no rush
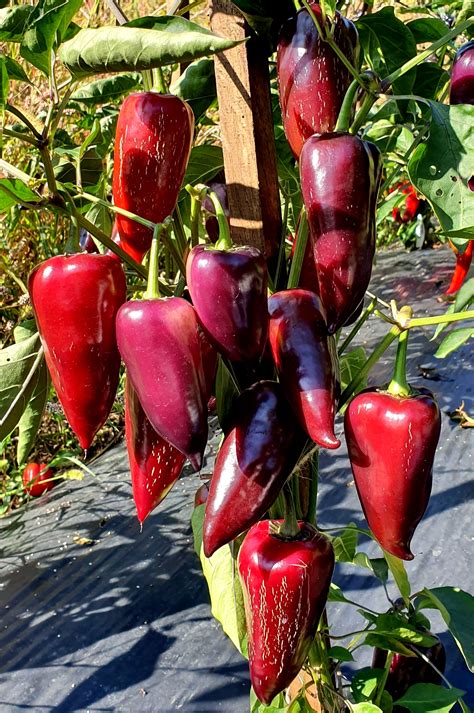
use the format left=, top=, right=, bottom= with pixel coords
left=112, top=92, right=194, bottom=263
left=29, top=254, right=126, bottom=451
left=125, top=379, right=185, bottom=524
left=449, top=40, right=474, bottom=106
left=238, top=520, right=334, bottom=704
left=194, top=481, right=210, bottom=507
left=344, top=329, right=441, bottom=560
left=391, top=181, right=420, bottom=224
left=300, top=132, right=382, bottom=333
left=186, top=244, right=268, bottom=362
left=22, top=463, right=54, bottom=497
left=277, top=3, right=358, bottom=159
left=203, top=381, right=304, bottom=557
left=445, top=240, right=473, bottom=295
left=268, top=289, right=340, bottom=449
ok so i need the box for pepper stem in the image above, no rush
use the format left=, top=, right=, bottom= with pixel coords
left=388, top=324, right=412, bottom=397
left=144, top=223, right=164, bottom=299
left=277, top=483, right=300, bottom=539
left=335, top=79, right=359, bottom=133
left=209, top=191, right=231, bottom=250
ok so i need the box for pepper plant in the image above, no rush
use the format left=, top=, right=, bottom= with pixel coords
left=0, top=0, right=473, bottom=711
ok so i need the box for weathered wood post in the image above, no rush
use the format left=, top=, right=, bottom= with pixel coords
left=210, top=0, right=282, bottom=260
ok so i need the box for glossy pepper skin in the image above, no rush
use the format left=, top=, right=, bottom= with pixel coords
left=446, top=240, right=473, bottom=295
left=344, top=387, right=441, bottom=560
left=300, top=132, right=382, bottom=333
left=117, top=297, right=208, bottom=471
left=372, top=636, right=446, bottom=701
left=268, top=289, right=340, bottom=449
left=238, top=520, right=335, bottom=704
left=449, top=41, right=474, bottom=105
left=125, top=380, right=185, bottom=524
left=29, top=254, right=126, bottom=450
left=277, top=3, right=358, bottom=159
left=22, top=463, right=54, bottom=497
left=112, top=92, right=194, bottom=263
left=186, top=245, right=268, bottom=362
left=203, top=381, right=304, bottom=557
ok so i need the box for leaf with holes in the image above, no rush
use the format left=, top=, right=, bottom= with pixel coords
left=0, top=332, right=42, bottom=441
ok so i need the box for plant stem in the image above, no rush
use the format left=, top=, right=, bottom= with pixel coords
left=350, top=92, right=377, bottom=135
left=144, top=225, right=163, bottom=299
left=2, top=128, right=39, bottom=147
left=338, top=326, right=401, bottom=410
left=306, top=449, right=319, bottom=527
left=5, top=103, right=42, bottom=140
left=409, top=309, right=474, bottom=328
left=387, top=328, right=411, bottom=397
left=172, top=205, right=189, bottom=257
left=300, top=0, right=364, bottom=86
left=209, top=190, right=231, bottom=249
left=0, top=158, right=34, bottom=184
left=278, top=484, right=300, bottom=539
left=338, top=297, right=377, bottom=355
left=154, top=66, right=168, bottom=93
left=287, top=208, right=309, bottom=288
left=78, top=191, right=155, bottom=230
left=382, top=18, right=474, bottom=90
left=189, top=190, right=202, bottom=246
left=375, top=652, right=394, bottom=707
left=335, top=79, right=360, bottom=132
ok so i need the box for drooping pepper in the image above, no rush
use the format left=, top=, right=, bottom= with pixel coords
left=449, top=40, right=474, bottom=105
left=372, top=634, right=446, bottom=701
left=186, top=244, right=269, bottom=362
left=112, top=92, right=194, bottom=263
left=268, top=289, right=340, bottom=449
left=445, top=240, right=473, bottom=295
left=125, top=379, right=186, bottom=524
left=203, top=381, right=304, bottom=557
left=116, top=235, right=208, bottom=471
left=300, top=132, right=382, bottom=333
left=29, top=253, right=126, bottom=450
left=238, top=520, right=335, bottom=704
left=277, top=3, right=358, bottom=159
left=344, top=329, right=441, bottom=560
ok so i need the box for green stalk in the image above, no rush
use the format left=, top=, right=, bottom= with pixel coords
left=382, top=18, right=474, bottom=90
left=287, top=209, right=309, bottom=288
left=409, top=310, right=474, bottom=328
left=154, top=66, right=168, bottom=93
left=2, top=128, right=39, bottom=147
left=387, top=328, right=411, bottom=397
left=375, top=652, right=394, bottom=707
left=144, top=224, right=164, bottom=299
left=189, top=190, right=202, bottom=246
left=335, top=79, right=360, bottom=132
left=338, top=326, right=401, bottom=410
left=278, top=484, right=300, bottom=539
left=306, top=449, right=319, bottom=527
left=350, top=92, right=377, bottom=135
left=209, top=190, right=232, bottom=249
left=5, top=103, right=42, bottom=140
left=338, top=297, right=377, bottom=355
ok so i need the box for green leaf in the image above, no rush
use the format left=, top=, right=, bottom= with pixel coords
left=171, top=57, right=216, bottom=122
left=53, top=147, right=104, bottom=190
left=351, top=668, right=384, bottom=703
left=84, top=201, right=112, bottom=242
left=350, top=705, right=383, bottom=713
left=408, top=103, right=474, bottom=236
left=414, top=63, right=449, bottom=101
left=327, top=582, right=353, bottom=604
left=0, top=55, right=8, bottom=126
left=320, top=0, right=336, bottom=19
left=384, top=550, right=411, bottom=601
left=454, top=277, right=474, bottom=311
left=407, top=18, right=449, bottom=43
left=372, top=613, right=438, bottom=648
left=191, top=502, right=205, bottom=556
left=365, top=632, right=416, bottom=658
left=250, top=688, right=287, bottom=712
left=395, top=684, right=464, bottom=713
left=353, top=552, right=389, bottom=583
left=21, top=0, right=83, bottom=76
left=0, top=332, right=42, bottom=441
left=333, top=523, right=358, bottom=562
left=434, top=327, right=474, bottom=358
left=377, top=190, right=405, bottom=226
left=71, top=73, right=141, bottom=105
left=182, top=144, right=224, bottom=189
left=59, top=19, right=244, bottom=78
left=0, top=5, right=34, bottom=42
left=4, top=55, right=30, bottom=83
left=328, top=645, right=354, bottom=662
left=416, top=586, right=474, bottom=672
left=215, top=357, right=239, bottom=433
left=0, top=178, right=41, bottom=213
left=357, top=8, right=417, bottom=96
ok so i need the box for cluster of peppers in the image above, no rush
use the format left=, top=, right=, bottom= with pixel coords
left=26, top=3, right=474, bottom=706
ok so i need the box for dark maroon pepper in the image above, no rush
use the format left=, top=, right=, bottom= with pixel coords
left=300, top=132, right=382, bottom=333
left=203, top=381, right=304, bottom=557
left=238, top=520, right=334, bottom=704
left=117, top=296, right=208, bottom=471
left=112, top=92, right=194, bottom=263
left=268, top=289, right=340, bottom=449
left=29, top=254, right=126, bottom=451
left=449, top=40, right=474, bottom=105
left=125, top=379, right=185, bottom=524
left=277, top=3, right=358, bottom=159
left=186, top=244, right=269, bottom=362
left=344, top=386, right=441, bottom=560
left=372, top=635, right=446, bottom=701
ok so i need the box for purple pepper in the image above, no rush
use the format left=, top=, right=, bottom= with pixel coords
left=450, top=41, right=474, bottom=105
left=116, top=297, right=208, bottom=471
